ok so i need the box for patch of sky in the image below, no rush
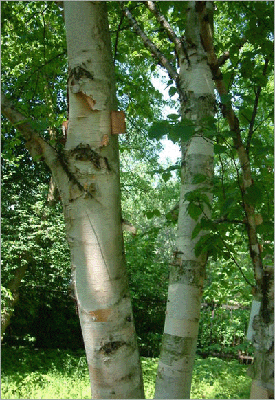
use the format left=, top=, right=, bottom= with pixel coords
left=151, top=68, right=181, bottom=168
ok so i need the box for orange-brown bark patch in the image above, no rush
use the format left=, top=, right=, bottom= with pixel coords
left=89, top=308, right=112, bottom=322
left=111, top=110, right=126, bottom=134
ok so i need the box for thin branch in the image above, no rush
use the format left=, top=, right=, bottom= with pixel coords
left=2, top=92, right=58, bottom=177
left=213, top=217, right=245, bottom=225
left=143, top=1, right=182, bottom=57
left=217, top=51, right=230, bottom=67
left=197, top=3, right=265, bottom=294
left=221, top=238, right=254, bottom=287
left=2, top=92, right=45, bottom=146
left=1, top=91, right=91, bottom=200
left=121, top=3, right=187, bottom=103
left=113, top=12, right=125, bottom=62
left=121, top=3, right=178, bottom=82
left=199, top=206, right=254, bottom=287
left=246, top=58, right=269, bottom=154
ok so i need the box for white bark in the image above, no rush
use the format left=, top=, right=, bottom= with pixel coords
left=2, top=3, right=144, bottom=397
left=154, top=2, right=214, bottom=398
left=248, top=265, right=274, bottom=399
left=195, top=4, right=274, bottom=397
left=62, top=3, right=144, bottom=398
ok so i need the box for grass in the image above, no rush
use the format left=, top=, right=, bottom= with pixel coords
left=1, top=346, right=252, bottom=399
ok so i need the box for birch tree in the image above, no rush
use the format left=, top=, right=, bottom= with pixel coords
left=198, top=3, right=274, bottom=397
left=2, top=2, right=144, bottom=398
left=123, top=2, right=215, bottom=397
left=122, top=1, right=273, bottom=398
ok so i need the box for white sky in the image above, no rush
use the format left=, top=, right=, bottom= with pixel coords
left=158, top=136, right=181, bottom=165
left=151, top=69, right=181, bottom=165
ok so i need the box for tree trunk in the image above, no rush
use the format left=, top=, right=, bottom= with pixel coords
left=1, top=264, right=28, bottom=337
left=2, top=2, right=144, bottom=398
left=154, top=3, right=215, bottom=398
left=248, top=264, right=274, bottom=399
left=195, top=5, right=274, bottom=398
left=61, top=3, right=144, bottom=398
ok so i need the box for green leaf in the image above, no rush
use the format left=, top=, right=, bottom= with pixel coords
left=177, top=123, right=195, bottom=142
left=148, top=120, right=169, bottom=140
left=167, top=113, right=180, bottom=121
left=221, top=196, right=236, bottom=216
left=214, top=144, right=227, bottom=154
left=244, top=184, right=263, bottom=205
left=192, top=222, right=202, bottom=239
left=187, top=202, right=203, bottom=221
left=145, top=209, right=161, bottom=219
left=162, top=171, right=172, bottom=182
left=168, top=86, right=177, bottom=96
left=192, top=174, right=207, bottom=184
left=194, top=234, right=211, bottom=257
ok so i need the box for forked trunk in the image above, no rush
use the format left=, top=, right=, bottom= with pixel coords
left=154, top=2, right=215, bottom=398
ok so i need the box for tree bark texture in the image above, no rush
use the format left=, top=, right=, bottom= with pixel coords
left=2, top=2, right=144, bottom=398
left=248, top=264, right=274, bottom=399
left=62, top=3, right=144, bottom=398
left=196, top=3, right=274, bottom=398
left=154, top=2, right=215, bottom=398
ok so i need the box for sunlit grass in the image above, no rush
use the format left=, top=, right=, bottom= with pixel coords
left=1, top=346, right=251, bottom=399
left=191, top=357, right=252, bottom=399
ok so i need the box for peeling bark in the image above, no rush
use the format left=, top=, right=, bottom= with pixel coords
left=2, top=2, right=144, bottom=398
left=62, top=3, right=144, bottom=397
left=154, top=3, right=215, bottom=398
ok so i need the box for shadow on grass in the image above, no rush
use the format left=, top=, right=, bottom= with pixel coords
left=2, top=345, right=87, bottom=376
left=1, top=346, right=252, bottom=399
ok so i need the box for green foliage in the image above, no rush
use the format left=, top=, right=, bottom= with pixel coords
left=191, top=357, right=251, bottom=399
left=1, top=347, right=251, bottom=399
left=179, top=1, right=274, bottom=265
left=1, top=346, right=91, bottom=399
left=2, top=0, right=273, bottom=377
left=1, top=135, right=73, bottom=345
left=197, top=305, right=254, bottom=357
left=1, top=1, right=67, bottom=133
left=148, top=116, right=195, bottom=143
left=1, top=287, right=13, bottom=320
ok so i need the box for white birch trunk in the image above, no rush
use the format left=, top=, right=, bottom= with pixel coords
left=154, top=2, right=214, bottom=398
left=62, top=3, right=144, bottom=398
left=248, top=265, right=274, bottom=399
left=1, top=2, right=144, bottom=397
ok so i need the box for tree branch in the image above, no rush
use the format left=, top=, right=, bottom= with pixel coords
left=197, top=4, right=264, bottom=293
left=2, top=92, right=95, bottom=201
left=246, top=58, right=269, bottom=154
left=113, top=12, right=125, bottom=62
left=217, top=51, right=230, bottom=67
left=1, top=92, right=74, bottom=195
left=121, top=3, right=178, bottom=82
left=121, top=3, right=187, bottom=103
left=1, top=91, right=55, bottom=162
left=143, top=1, right=182, bottom=58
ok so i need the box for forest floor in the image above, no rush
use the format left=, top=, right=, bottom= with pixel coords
left=1, top=345, right=252, bottom=399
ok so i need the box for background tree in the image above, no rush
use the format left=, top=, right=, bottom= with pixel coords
left=121, top=1, right=273, bottom=398
left=1, top=0, right=68, bottom=337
